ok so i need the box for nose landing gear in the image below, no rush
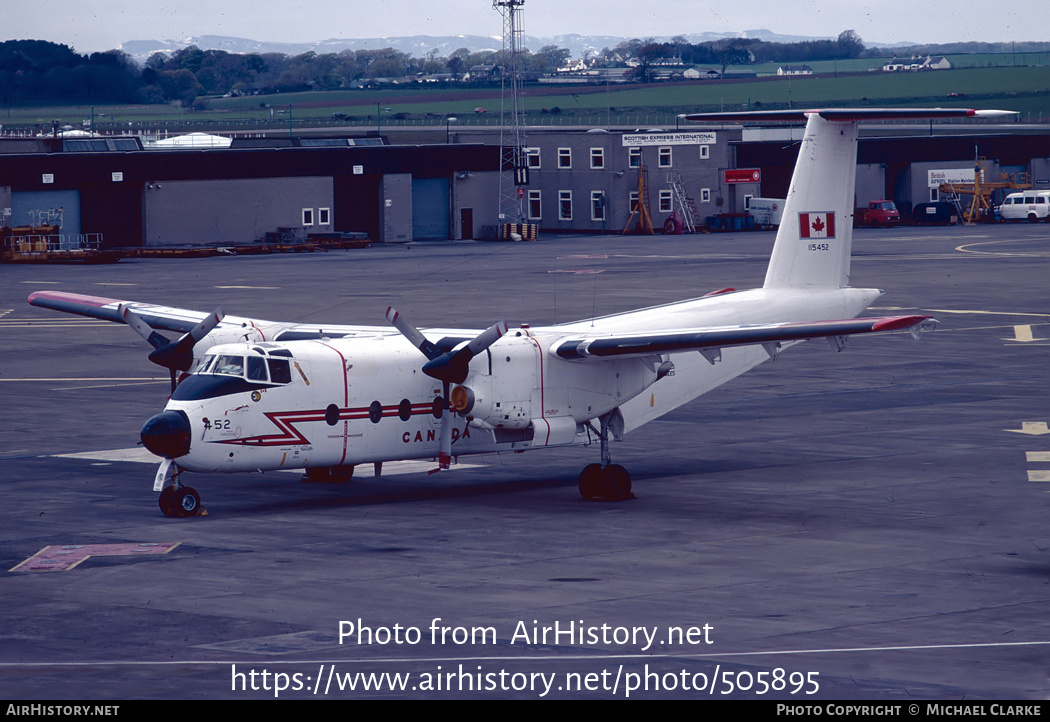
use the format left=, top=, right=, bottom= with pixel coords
left=156, top=461, right=207, bottom=518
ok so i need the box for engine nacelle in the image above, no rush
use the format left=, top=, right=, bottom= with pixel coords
left=451, top=377, right=531, bottom=430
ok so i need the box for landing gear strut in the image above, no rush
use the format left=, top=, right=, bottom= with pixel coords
left=157, top=463, right=205, bottom=518
left=578, top=412, right=634, bottom=501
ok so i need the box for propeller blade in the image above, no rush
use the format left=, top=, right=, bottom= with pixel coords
left=422, top=320, right=508, bottom=385
left=118, top=304, right=171, bottom=350
left=147, top=308, right=224, bottom=374
left=385, top=307, right=441, bottom=360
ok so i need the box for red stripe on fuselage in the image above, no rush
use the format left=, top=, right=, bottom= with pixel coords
left=216, top=401, right=439, bottom=447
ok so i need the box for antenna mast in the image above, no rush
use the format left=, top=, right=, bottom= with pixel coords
left=494, top=0, right=527, bottom=227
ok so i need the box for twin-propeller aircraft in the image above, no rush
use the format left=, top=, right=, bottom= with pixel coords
left=30, top=108, right=999, bottom=517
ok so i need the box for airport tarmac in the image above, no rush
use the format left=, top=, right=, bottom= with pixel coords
left=2, top=224, right=1050, bottom=700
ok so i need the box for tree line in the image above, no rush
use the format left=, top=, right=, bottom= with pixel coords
left=2, top=34, right=1045, bottom=108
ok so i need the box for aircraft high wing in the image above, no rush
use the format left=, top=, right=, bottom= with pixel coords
left=29, top=108, right=996, bottom=517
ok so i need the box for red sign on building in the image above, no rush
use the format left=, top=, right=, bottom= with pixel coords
left=724, top=168, right=762, bottom=184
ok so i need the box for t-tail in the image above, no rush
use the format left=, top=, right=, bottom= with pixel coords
left=684, top=108, right=1014, bottom=290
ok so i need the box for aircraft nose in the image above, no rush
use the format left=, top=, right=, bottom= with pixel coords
left=140, top=410, right=192, bottom=459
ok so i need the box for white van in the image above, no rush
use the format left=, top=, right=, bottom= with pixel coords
left=1001, top=191, right=1050, bottom=222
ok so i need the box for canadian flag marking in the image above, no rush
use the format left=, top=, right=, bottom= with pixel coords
left=799, top=212, right=835, bottom=239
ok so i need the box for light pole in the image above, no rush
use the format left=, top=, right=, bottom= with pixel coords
left=445, top=116, right=457, bottom=143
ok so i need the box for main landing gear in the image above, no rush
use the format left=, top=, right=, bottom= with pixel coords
left=157, top=463, right=206, bottom=518
left=578, top=412, right=634, bottom=502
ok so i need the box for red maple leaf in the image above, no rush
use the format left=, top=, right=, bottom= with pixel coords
left=811, top=216, right=825, bottom=233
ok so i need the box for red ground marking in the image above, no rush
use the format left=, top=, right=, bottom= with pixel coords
left=10, top=542, right=181, bottom=572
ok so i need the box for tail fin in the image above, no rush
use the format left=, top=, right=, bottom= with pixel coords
left=684, top=108, right=1009, bottom=289
left=762, top=112, right=857, bottom=288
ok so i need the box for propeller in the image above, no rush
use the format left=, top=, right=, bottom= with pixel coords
left=119, top=304, right=225, bottom=391
left=386, top=307, right=507, bottom=469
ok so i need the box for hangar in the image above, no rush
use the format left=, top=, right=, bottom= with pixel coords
left=0, top=136, right=500, bottom=248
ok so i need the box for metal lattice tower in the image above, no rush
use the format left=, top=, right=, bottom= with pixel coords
left=494, top=0, right=526, bottom=225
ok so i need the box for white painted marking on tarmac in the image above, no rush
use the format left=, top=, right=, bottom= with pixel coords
left=94, top=282, right=138, bottom=286
left=57, top=447, right=158, bottom=464
left=52, top=381, right=162, bottom=391
left=1027, top=470, right=1050, bottom=482
left=54, top=447, right=484, bottom=475
left=0, top=377, right=160, bottom=382
left=1006, top=422, right=1050, bottom=435
left=1025, top=452, right=1050, bottom=462
left=1004, top=324, right=1047, bottom=343
left=215, top=285, right=282, bottom=289
left=956, top=239, right=1050, bottom=257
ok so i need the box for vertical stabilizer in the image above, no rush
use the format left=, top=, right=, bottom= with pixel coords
left=763, top=113, right=857, bottom=289
left=683, top=108, right=1003, bottom=290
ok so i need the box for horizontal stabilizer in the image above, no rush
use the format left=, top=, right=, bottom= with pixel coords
left=684, top=108, right=1014, bottom=123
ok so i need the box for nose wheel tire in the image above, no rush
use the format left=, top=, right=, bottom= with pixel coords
left=159, top=486, right=203, bottom=517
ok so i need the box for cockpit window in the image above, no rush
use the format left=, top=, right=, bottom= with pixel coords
left=268, top=358, right=292, bottom=384
left=247, top=356, right=268, bottom=382
left=180, top=350, right=295, bottom=400
left=214, top=355, right=245, bottom=377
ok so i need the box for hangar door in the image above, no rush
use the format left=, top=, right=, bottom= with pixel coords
left=411, top=177, right=450, bottom=241
left=12, top=190, right=81, bottom=238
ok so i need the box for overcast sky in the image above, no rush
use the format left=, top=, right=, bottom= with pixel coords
left=9, top=1, right=1037, bottom=54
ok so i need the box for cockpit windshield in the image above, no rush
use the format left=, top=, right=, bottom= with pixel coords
left=171, top=351, right=294, bottom=401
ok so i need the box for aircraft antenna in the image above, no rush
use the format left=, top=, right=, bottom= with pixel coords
left=494, top=0, right=527, bottom=230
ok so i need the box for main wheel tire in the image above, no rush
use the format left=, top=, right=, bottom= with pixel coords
left=601, top=464, right=633, bottom=501
left=173, top=487, right=201, bottom=517
left=578, top=463, right=602, bottom=500
left=330, top=465, right=355, bottom=482
left=303, top=466, right=355, bottom=482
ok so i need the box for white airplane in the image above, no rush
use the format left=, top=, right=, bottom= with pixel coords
left=29, top=108, right=996, bottom=518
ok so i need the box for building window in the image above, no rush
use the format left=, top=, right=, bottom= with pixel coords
left=744, top=195, right=753, bottom=211
left=930, top=188, right=939, bottom=202
left=700, top=188, right=711, bottom=203
left=318, top=208, right=330, bottom=225
left=558, top=148, right=571, bottom=169
left=590, top=148, right=604, bottom=169
left=559, top=190, right=572, bottom=220
left=658, top=147, right=672, bottom=168
left=699, top=145, right=710, bottom=159
left=628, top=147, right=641, bottom=168
left=591, top=191, right=606, bottom=221
left=659, top=190, right=673, bottom=213
left=525, top=147, right=541, bottom=169
left=629, top=191, right=639, bottom=211
left=302, top=208, right=314, bottom=226
left=528, top=190, right=542, bottom=220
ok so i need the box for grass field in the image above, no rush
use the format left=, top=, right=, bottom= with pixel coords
left=3, top=62, right=1048, bottom=133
